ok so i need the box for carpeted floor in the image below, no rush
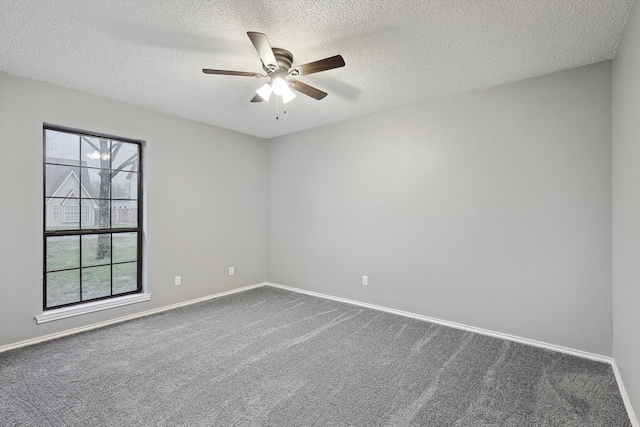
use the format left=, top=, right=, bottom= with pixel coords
left=0, top=286, right=631, bottom=426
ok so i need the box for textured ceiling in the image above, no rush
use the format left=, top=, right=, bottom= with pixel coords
left=0, top=0, right=634, bottom=139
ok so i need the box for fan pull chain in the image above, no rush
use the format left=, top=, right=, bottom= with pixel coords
left=275, top=96, right=287, bottom=120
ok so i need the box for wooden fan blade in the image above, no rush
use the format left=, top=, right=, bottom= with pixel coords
left=202, top=69, right=260, bottom=77
left=293, top=55, right=345, bottom=76
left=250, top=94, right=264, bottom=102
left=290, top=79, right=327, bottom=100
left=247, top=32, right=279, bottom=71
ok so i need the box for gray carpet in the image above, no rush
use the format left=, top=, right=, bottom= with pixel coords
left=0, top=286, right=630, bottom=426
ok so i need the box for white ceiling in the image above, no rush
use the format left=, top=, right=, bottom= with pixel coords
left=0, top=0, right=633, bottom=139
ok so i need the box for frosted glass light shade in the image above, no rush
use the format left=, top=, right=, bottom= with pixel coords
left=271, top=77, right=288, bottom=96
left=281, top=86, right=296, bottom=104
left=256, top=83, right=272, bottom=102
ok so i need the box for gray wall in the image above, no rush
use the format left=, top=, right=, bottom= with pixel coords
left=268, top=61, right=613, bottom=356
left=0, top=72, right=267, bottom=347
left=0, top=54, right=624, bottom=394
left=613, top=0, right=640, bottom=419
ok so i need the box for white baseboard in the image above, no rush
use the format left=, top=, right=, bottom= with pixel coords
left=266, top=282, right=612, bottom=363
left=0, top=282, right=266, bottom=354
left=612, top=360, right=640, bottom=427
left=7, top=282, right=612, bottom=364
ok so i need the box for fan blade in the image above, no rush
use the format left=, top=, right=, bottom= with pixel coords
left=293, top=55, right=345, bottom=76
left=290, top=79, right=327, bottom=100
left=202, top=69, right=260, bottom=77
left=247, top=32, right=279, bottom=71
left=250, top=94, right=263, bottom=102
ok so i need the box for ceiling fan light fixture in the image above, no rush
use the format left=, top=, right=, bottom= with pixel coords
left=271, top=76, right=288, bottom=96
left=87, top=151, right=110, bottom=161
left=256, top=83, right=272, bottom=101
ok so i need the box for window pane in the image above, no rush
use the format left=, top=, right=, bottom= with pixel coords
left=111, top=141, right=139, bottom=172
left=46, top=270, right=80, bottom=307
left=45, top=164, right=79, bottom=198
left=46, top=236, right=80, bottom=271
left=113, top=262, right=137, bottom=294
left=82, top=265, right=111, bottom=300
left=112, top=171, right=137, bottom=199
left=81, top=234, right=111, bottom=267
left=45, top=130, right=79, bottom=166
left=112, top=201, right=137, bottom=228
left=113, top=232, right=137, bottom=263
left=81, top=136, right=111, bottom=169
left=85, top=167, right=109, bottom=199
left=46, top=199, right=78, bottom=231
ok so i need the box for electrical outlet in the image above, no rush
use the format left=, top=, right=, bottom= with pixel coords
left=362, top=275, right=368, bottom=286
left=229, top=267, right=235, bottom=276
left=174, top=276, right=181, bottom=286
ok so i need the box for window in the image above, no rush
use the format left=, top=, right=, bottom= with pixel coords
left=65, top=205, right=79, bottom=222
left=43, top=125, right=143, bottom=310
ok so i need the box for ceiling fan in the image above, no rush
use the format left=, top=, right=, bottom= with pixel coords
left=202, top=32, right=345, bottom=104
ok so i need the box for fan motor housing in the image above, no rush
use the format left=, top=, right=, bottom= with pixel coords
left=263, top=48, right=294, bottom=72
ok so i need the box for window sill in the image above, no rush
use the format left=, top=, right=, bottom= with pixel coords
left=35, top=293, right=151, bottom=324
